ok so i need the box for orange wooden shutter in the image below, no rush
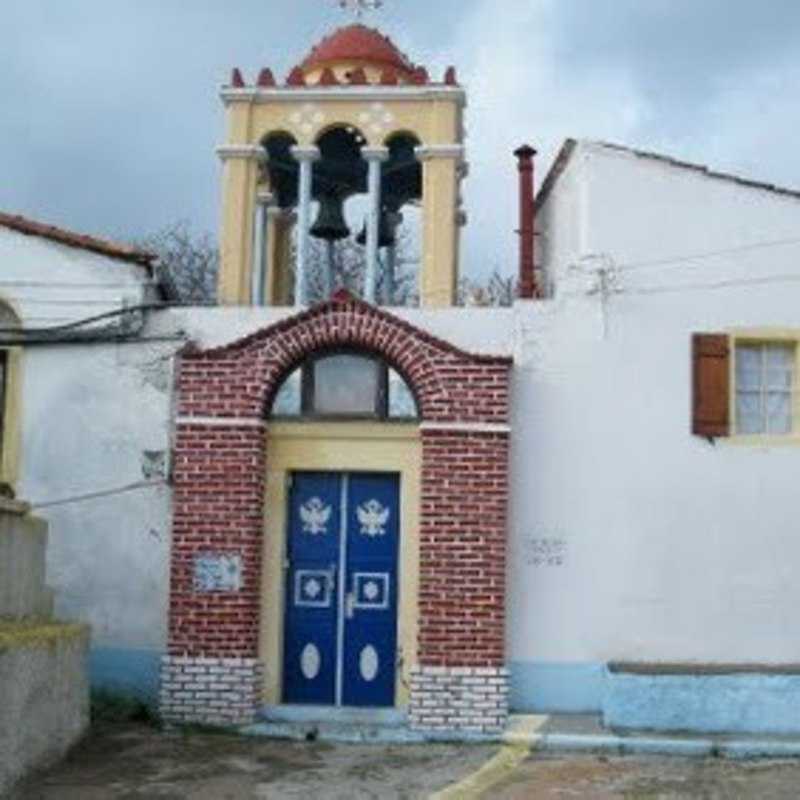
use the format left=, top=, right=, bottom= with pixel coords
left=692, top=333, right=730, bottom=437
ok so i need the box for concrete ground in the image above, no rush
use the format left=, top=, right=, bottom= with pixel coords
left=7, top=722, right=495, bottom=800
left=482, top=753, right=800, bottom=799
left=10, top=722, right=800, bottom=799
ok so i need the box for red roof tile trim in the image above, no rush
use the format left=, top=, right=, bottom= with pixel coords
left=0, top=212, right=155, bottom=266
left=300, top=24, right=417, bottom=76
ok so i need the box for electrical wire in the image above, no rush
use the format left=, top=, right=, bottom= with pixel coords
left=625, top=273, right=800, bottom=296
left=0, top=280, right=162, bottom=289
left=0, top=301, right=194, bottom=346
left=30, top=479, right=168, bottom=510
left=1, top=299, right=138, bottom=307
left=617, top=236, right=800, bottom=272
left=0, top=334, right=186, bottom=347
left=0, top=302, right=182, bottom=334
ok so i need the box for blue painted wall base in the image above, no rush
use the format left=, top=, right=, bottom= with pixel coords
left=89, top=647, right=161, bottom=703
left=604, top=671, right=800, bottom=735
left=512, top=661, right=800, bottom=735
left=510, top=661, right=604, bottom=713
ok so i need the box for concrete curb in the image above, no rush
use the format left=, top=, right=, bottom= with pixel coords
left=530, top=733, right=713, bottom=757
left=508, top=732, right=800, bottom=760
left=241, top=720, right=497, bottom=745
left=242, top=713, right=800, bottom=761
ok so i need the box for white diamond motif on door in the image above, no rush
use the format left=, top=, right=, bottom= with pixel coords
left=294, top=570, right=332, bottom=608
left=363, top=581, right=380, bottom=601
left=300, top=643, right=321, bottom=680
left=299, top=497, right=332, bottom=535
left=357, top=499, right=390, bottom=537
left=353, top=572, right=390, bottom=610
left=359, top=645, right=379, bottom=682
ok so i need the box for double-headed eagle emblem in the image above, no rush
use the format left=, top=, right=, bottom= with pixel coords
left=357, top=499, right=390, bottom=537
left=299, top=497, right=332, bottom=535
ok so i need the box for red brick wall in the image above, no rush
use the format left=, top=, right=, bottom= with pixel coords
left=169, top=424, right=265, bottom=658
left=419, top=430, right=509, bottom=667
left=168, top=295, right=512, bottom=666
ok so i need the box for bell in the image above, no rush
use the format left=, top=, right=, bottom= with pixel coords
left=356, top=210, right=397, bottom=248
left=310, top=192, right=350, bottom=242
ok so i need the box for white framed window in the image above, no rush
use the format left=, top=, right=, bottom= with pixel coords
left=734, top=342, right=796, bottom=435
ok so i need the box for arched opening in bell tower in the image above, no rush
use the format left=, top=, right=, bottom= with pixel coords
left=254, top=125, right=424, bottom=307
left=217, top=24, right=466, bottom=309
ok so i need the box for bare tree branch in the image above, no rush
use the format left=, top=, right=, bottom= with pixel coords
left=135, top=221, right=515, bottom=308
left=136, top=222, right=218, bottom=305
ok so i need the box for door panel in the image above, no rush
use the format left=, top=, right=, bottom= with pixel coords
left=342, top=473, right=400, bottom=707
left=282, top=471, right=399, bottom=708
left=282, top=472, right=341, bottom=705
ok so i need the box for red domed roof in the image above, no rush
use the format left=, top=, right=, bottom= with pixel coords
left=300, top=24, right=416, bottom=76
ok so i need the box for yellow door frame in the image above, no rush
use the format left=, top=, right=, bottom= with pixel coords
left=260, top=421, right=422, bottom=707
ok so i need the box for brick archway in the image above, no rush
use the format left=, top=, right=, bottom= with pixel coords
left=161, top=294, right=512, bottom=733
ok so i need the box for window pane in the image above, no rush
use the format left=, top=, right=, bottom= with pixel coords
left=736, top=391, right=763, bottom=434
left=735, top=342, right=795, bottom=435
left=388, top=369, right=418, bottom=418
left=312, top=355, right=380, bottom=415
left=272, top=368, right=302, bottom=416
left=765, top=344, right=794, bottom=390
left=766, top=344, right=794, bottom=369
left=735, top=345, right=762, bottom=390
left=766, top=391, right=792, bottom=434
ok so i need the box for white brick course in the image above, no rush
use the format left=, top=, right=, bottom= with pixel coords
left=409, top=666, right=509, bottom=734
left=159, top=655, right=263, bottom=726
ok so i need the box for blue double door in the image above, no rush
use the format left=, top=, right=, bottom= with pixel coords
left=283, top=472, right=400, bottom=707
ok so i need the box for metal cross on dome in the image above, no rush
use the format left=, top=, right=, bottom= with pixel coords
left=337, top=0, right=384, bottom=20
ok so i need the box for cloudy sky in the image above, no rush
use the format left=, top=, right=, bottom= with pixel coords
left=2, top=0, right=800, bottom=280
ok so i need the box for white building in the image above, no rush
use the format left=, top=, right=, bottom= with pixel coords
left=4, top=43, right=800, bottom=732
left=512, top=140, right=800, bottom=732
left=0, top=213, right=176, bottom=700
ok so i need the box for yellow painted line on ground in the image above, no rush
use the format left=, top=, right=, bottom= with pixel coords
left=429, top=716, right=548, bottom=800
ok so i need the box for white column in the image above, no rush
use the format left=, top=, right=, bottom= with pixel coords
left=290, top=145, right=320, bottom=307
left=361, top=146, right=389, bottom=304
left=251, top=190, right=273, bottom=306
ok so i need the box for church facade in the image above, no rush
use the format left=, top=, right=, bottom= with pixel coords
left=160, top=26, right=515, bottom=733
left=6, top=23, right=800, bottom=737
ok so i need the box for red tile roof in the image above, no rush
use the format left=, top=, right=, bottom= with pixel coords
left=0, top=212, right=155, bottom=267
left=300, top=24, right=417, bottom=77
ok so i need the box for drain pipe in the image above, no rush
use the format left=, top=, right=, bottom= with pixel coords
left=514, top=145, right=538, bottom=299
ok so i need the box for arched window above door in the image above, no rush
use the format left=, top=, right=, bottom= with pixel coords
left=271, top=352, right=418, bottom=420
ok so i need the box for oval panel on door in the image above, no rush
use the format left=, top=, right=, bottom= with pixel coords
left=359, top=645, right=379, bottom=682
left=300, top=643, right=321, bottom=680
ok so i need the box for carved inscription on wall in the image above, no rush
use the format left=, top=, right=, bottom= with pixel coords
left=522, top=531, right=567, bottom=568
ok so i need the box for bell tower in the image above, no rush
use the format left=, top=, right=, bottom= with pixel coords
left=216, top=23, right=467, bottom=308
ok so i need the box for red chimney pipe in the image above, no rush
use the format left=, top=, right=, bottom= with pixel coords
left=515, top=145, right=538, bottom=299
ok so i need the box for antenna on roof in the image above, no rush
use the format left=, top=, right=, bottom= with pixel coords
left=337, top=0, right=384, bottom=20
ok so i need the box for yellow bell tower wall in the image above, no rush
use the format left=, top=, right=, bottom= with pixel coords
left=216, top=36, right=467, bottom=309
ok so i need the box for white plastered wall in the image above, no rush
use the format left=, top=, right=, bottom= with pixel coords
left=9, top=140, right=800, bottom=709
left=509, top=142, right=800, bottom=687
left=0, top=228, right=173, bottom=693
